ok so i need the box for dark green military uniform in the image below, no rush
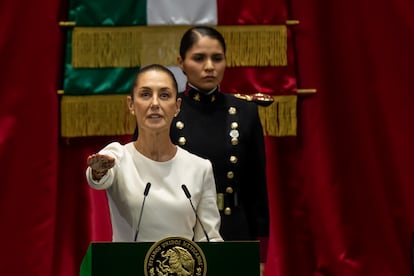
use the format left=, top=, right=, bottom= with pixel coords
left=170, top=87, right=269, bottom=241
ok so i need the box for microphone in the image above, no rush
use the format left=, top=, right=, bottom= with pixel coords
left=181, top=184, right=210, bottom=242
left=134, top=182, right=151, bottom=241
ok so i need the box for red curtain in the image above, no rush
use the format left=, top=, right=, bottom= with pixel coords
left=0, top=0, right=60, bottom=275
left=277, top=0, right=414, bottom=274
left=2, top=0, right=414, bottom=275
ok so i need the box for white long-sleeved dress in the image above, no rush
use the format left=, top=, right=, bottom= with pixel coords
left=86, top=142, right=223, bottom=242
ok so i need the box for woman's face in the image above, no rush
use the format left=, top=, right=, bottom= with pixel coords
left=128, top=70, right=181, bottom=133
left=178, top=36, right=226, bottom=92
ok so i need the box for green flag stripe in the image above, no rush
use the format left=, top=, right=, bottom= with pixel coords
left=69, top=0, right=147, bottom=26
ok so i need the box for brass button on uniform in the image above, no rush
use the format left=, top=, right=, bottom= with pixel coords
left=231, top=122, right=238, bottom=129
left=224, top=207, right=232, bottom=215
left=178, top=137, right=186, bottom=146
left=227, top=171, right=234, bottom=179
left=229, top=129, right=239, bottom=138
left=229, top=155, right=238, bottom=164
left=228, top=107, right=237, bottom=115
left=231, top=137, right=238, bottom=145
left=176, top=121, right=184, bottom=129
left=226, top=186, right=233, bottom=194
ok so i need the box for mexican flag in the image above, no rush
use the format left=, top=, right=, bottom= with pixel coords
left=61, top=0, right=298, bottom=138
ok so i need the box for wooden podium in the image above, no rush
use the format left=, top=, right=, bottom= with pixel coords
left=80, top=237, right=260, bottom=276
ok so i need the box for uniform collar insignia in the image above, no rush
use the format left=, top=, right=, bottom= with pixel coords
left=188, top=87, right=219, bottom=103
left=193, top=93, right=201, bottom=101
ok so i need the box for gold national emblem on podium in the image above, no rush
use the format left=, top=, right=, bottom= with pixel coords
left=144, top=236, right=207, bottom=276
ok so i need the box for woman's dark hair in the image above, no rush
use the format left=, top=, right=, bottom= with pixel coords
left=179, top=26, right=226, bottom=60
left=130, top=64, right=179, bottom=98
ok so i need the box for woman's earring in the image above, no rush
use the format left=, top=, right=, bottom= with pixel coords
left=131, top=110, right=135, bottom=115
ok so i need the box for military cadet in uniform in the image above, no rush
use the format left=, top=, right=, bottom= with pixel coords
left=171, top=87, right=270, bottom=243
left=174, top=25, right=270, bottom=268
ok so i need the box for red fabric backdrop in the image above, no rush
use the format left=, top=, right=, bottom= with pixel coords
left=1, top=0, right=414, bottom=275
left=287, top=0, right=414, bottom=274
left=0, top=0, right=60, bottom=275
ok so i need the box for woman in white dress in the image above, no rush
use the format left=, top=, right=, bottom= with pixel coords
left=85, top=64, right=223, bottom=242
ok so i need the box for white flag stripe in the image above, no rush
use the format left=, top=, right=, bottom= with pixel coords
left=147, top=0, right=215, bottom=91
left=147, top=0, right=217, bottom=25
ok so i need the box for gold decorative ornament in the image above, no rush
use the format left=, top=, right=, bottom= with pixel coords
left=71, top=25, right=287, bottom=68
left=231, top=137, right=239, bottom=145
left=228, top=107, right=237, bottom=115
left=144, top=236, right=207, bottom=276
left=193, top=93, right=201, bottom=101
left=217, top=193, right=224, bottom=211
left=178, top=137, right=186, bottom=146
left=60, top=94, right=297, bottom=138
left=234, top=93, right=275, bottom=107
left=226, top=171, right=234, bottom=179
left=229, top=129, right=239, bottom=139
left=176, top=121, right=184, bottom=130
left=229, top=156, right=238, bottom=164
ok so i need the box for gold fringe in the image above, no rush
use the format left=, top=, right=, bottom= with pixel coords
left=258, top=95, right=297, bottom=136
left=60, top=95, right=136, bottom=137
left=61, top=94, right=296, bottom=138
left=71, top=25, right=287, bottom=68
left=217, top=25, right=287, bottom=67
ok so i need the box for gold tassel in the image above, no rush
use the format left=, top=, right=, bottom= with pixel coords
left=258, top=95, right=297, bottom=136
left=60, top=95, right=136, bottom=137
left=71, top=25, right=287, bottom=68
left=60, top=94, right=296, bottom=138
left=217, top=25, right=287, bottom=67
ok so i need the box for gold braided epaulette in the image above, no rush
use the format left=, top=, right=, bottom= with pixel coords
left=234, top=93, right=274, bottom=107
